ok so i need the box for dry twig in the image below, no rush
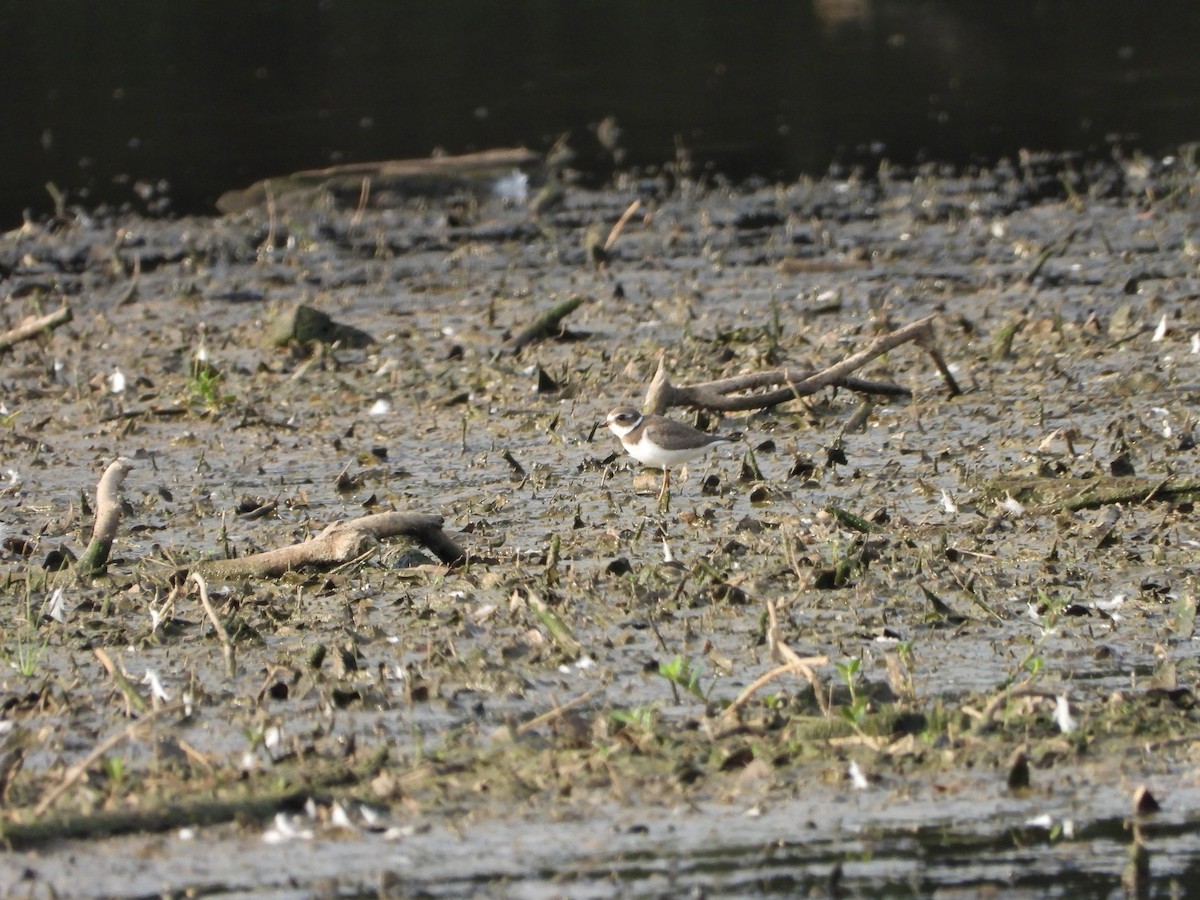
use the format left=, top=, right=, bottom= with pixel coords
left=968, top=684, right=1063, bottom=736
left=192, top=572, right=236, bottom=678
left=604, top=199, right=642, bottom=251
left=522, top=589, right=581, bottom=656
left=720, top=599, right=828, bottom=721
left=767, top=598, right=830, bottom=716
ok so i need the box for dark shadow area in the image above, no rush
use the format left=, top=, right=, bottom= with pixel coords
left=1, top=0, right=1198, bottom=223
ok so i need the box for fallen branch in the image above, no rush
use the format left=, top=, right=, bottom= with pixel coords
left=191, top=512, right=465, bottom=580
left=499, top=295, right=586, bottom=355
left=75, top=458, right=134, bottom=580
left=644, top=314, right=960, bottom=415
left=0, top=305, right=72, bottom=352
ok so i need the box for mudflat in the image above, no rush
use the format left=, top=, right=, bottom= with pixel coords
left=1, top=156, right=1198, bottom=896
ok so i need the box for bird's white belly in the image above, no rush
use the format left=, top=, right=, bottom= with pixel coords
left=626, top=439, right=721, bottom=469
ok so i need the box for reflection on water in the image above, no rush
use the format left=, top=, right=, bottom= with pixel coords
left=1, top=0, right=1198, bottom=223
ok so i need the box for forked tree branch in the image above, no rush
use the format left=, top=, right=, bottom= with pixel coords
left=644, top=314, right=960, bottom=415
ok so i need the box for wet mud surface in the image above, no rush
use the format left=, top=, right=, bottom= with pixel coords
left=2, top=156, right=1200, bottom=896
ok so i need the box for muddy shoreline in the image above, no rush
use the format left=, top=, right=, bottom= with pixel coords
left=2, top=156, right=1199, bottom=896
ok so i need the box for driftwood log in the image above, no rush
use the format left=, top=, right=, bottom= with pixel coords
left=217, top=148, right=541, bottom=214
left=643, top=314, right=960, bottom=415
left=191, top=512, right=465, bottom=580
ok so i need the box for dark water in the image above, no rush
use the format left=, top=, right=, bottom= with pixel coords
left=2, top=0, right=1199, bottom=225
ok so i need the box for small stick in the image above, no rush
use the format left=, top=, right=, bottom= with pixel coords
left=720, top=599, right=829, bottom=722
left=175, top=738, right=215, bottom=773
left=1023, top=226, right=1077, bottom=284
left=351, top=176, right=371, bottom=227
left=498, top=295, right=586, bottom=356
left=826, top=506, right=881, bottom=534
left=192, top=572, right=236, bottom=678
left=604, top=199, right=642, bottom=251
left=916, top=330, right=963, bottom=396
left=262, top=182, right=277, bottom=256
left=526, top=591, right=581, bottom=656
left=0, top=305, right=73, bottom=351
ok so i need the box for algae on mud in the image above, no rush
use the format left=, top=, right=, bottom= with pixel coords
left=1, top=154, right=1199, bottom=895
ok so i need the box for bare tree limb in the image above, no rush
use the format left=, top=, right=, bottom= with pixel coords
left=514, top=688, right=602, bottom=736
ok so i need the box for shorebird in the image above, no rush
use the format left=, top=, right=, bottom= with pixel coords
left=604, top=406, right=733, bottom=500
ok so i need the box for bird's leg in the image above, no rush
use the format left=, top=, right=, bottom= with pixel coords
left=657, top=468, right=672, bottom=512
